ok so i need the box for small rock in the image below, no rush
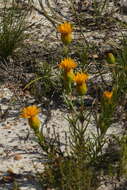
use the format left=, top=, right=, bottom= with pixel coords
left=14, top=154, right=23, bottom=160
left=0, top=170, right=3, bottom=176
left=0, top=147, right=4, bottom=155
left=7, top=168, right=14, bottom=175
left=3, top=125, right=11, bottom=129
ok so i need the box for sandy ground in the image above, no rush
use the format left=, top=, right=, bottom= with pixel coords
left=0, top=84, right=70, bottom=189
left=0, top=86, right=43, bottom=189
left=0, top=0, right=127, bottom=189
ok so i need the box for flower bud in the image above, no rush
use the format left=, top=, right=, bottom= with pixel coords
left=28, top=116, right=41, bottom=133
left=76, top=83, right=87, bottom=96
left=61, top=33, right=72, bottom=45
left=107, top=53, right=116, bottom=64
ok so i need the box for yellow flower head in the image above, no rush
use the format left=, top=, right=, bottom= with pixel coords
left=21, top=105, right=40, bottom=119
left=59, top=58, right=77, bottom=72
left=74, top=72, right=89, bottom=85
left=103, top=91, right=113, bottom=99
left=57, top=22, right=72, bottom=34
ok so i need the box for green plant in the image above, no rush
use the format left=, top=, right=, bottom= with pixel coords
left=12, top=181, right=20, bottom=190
left=118, top=135, right=127, bottom=177
left=0, top=0, right=29, bottom=59
left=93, top=0, right=109, bottom=17
left=24, top=60, right=61, bottom=99
left=16, top=3, right=127, bottom=188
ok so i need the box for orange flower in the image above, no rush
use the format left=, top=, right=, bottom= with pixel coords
left=21, top=105, right=41, bottom=132
left=21, top=105, right=40, bottom=118
left=103, top=91, right=113, bottom=99
left=74, top=72, right=89, bottom=96
left=57, top=22, right=72, bottom=34
left=74, top=72, right=89, bottom=85
left=59, top=58, right=77, bottom=72
left=57, top=22, right=73, bottom=45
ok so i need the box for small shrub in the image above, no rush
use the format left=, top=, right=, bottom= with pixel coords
left=18, top=2, right=127, bottom=189
left=0, top=0, right=29, bottom=59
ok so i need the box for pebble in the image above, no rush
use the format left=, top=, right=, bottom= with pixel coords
left=14, top=154, right=23, bottom=160
left=0, top=148, right=4, bottom=155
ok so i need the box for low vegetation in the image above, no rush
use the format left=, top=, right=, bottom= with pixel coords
left=1, top=0, right=127, bottom=189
